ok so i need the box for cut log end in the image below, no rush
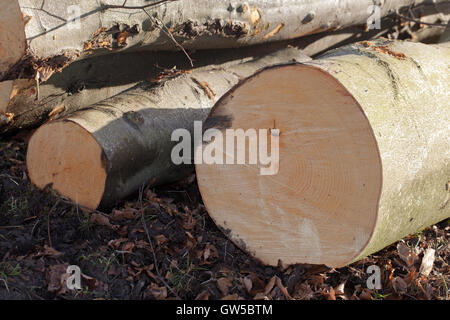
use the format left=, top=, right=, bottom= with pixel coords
left=0, top=1, right=26, bottom=79
left=27, top=120, right=107, bottom=210
left=195, top=64, right=383, bottom=267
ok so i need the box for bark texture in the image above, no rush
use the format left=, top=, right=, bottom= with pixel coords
left=1, top=0, right=444, bottom=80
left=316, top=40, right=450, bottom=264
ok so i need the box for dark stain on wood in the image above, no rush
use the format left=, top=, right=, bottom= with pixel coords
left=173, top=19, right=248, bottom=39
left=203, top=114, right=233, bottom=132
left=358, top=49, right=400, bottom=100
left=123, top=111, right=145, bottom=128
left=100, top=149, right=109, bottom=171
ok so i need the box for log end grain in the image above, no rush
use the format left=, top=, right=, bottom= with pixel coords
left=195, top=64, right=383, bottom=267
left=27, top=120, right=107, bottom=210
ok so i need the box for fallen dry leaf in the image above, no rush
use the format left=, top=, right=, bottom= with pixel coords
left=335, top=281, right=346, bottom=295
left=293, top=282, right=314, bottom=300
left=117, top=31, right=130, bottom=46
left=121, top=241, right=135, bottom=252
left=195, top=290, right=209, bottom=300
left=221, top=293, right=238, bottom=300
left=182, top=215, right=197, bottom=230
left=324, top=286, right=336, bottom=300
left=392, top=276, right=408, bottom=294
left=217, top=277, right=232, bottom=296
left=253, top=292, right=269, bottom=300
left=404, top=269, right=417, bottom=284
left=108, top=238, right=128, bottom=249
left=264, top=276, right=276, bottom=295
left=308, top=274, right=325, bottom=290
left=81, top=273, right=107, bottom=293
left=242, top=276, right=253, bottom=294
left=110, top=208, right=140, bottom=221
left=148, top=284, right=167, bottom=300
left=248, top=273, right=265, bottom=294
left=90, top=213, right=118, bottom=231
left=46, top=264, right=69, bottom=293
left=397, top=242, right=419, bottom=267
left=419, top=248, right=435, bottom=276
left=275, top=276, right=293, bottom=300
left=201, top=243, right=218, bottom=263
left=359, top=288, right=373, bottom=300
left=32, top=245, right=63, bottom=258
left=154, top=234, right=167, bottom=246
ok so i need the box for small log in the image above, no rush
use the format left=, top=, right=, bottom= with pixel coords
left=195, top=39, right=450, bottom=267
left=0, top=50, right=179, bottom=135
left=26, top=48, right=311, bottom=210
left=1, top=0, right=442, bottom=80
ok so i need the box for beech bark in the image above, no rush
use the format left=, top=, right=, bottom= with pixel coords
left=1, top=0, right=444, bottom=80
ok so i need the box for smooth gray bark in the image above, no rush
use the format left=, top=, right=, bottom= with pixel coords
left=1, top=0, right=445, bottom=79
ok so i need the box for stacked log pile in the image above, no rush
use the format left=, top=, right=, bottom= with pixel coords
left=0, top=0, right=447, bottom=267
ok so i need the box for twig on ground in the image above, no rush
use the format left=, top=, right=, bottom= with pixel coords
left=0, top=226, right=25, bottom=229
left=139, top=184, right=180, bottom=299
left=30, top=219, right=40, bottom=238
left=0, top=174, right=19, bottom=186
left=0, top=279, right=9, bottom=292
left=59, top=198, right=108, bottom=217
left=47, top=199, right=60, bottom=247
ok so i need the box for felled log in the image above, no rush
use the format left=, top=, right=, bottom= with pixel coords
left=1, top=0, right=442, bottom=81
left=195, top=39, right=450, bottom=267
left=0, top=17, right=399, bottom=135
left=26, top=48, right=311, bottom=210
left=3, top=1, right=447, bottom=134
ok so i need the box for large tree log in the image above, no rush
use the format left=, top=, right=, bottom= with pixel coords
left=2, top=2, right=447, bottom=134
left=1, top=0, right=443, bottom=81
left=0, top=18, right=400, bottom=135
left=195, top=39, right=450, bottom=267
left=26, top=47, right=311, bottom=210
